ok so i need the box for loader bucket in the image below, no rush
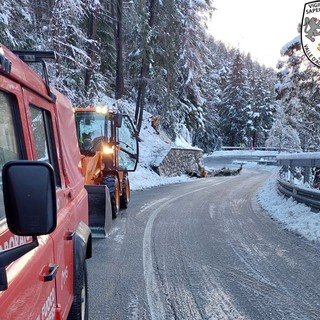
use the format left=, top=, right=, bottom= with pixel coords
left=85, top=185, right=112, bottom=238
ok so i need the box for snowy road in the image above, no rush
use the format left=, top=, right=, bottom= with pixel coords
left=88, top=168, right=320, bottom=319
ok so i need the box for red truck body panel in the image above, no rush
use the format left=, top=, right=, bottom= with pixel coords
left=0, top=44, right=91, bottom=319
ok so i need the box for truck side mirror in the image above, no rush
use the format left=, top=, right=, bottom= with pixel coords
left=2, top=161, right=57, bottom=235
left=0, top=161, right=57, bottom=290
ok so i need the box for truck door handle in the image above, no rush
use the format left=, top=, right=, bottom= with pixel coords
left=64, top=231, right=74, bottom=241
left=39, top=264, right=59, bottom=282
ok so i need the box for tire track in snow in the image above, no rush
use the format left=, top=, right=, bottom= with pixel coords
left=143, top=201, right=170, bottom=320
left=143, top=179, right=237, bottom=320
left=200, top=265, right=246, bottom=320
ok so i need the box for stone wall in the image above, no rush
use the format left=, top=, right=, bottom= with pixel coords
left=153, top=147, right=203, bottom=177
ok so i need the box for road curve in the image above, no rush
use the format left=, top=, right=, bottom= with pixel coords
left=88, top=168, right=320, bottom=320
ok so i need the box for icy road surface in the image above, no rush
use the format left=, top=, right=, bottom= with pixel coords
left=88, top=168, right=320, bottom=319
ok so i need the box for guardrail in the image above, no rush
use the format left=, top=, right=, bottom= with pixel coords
left=277, top=152, right=320, bottom=212
left=221, top=146, right=300, bottom=152
left=277, top=178, right=320, bottom=211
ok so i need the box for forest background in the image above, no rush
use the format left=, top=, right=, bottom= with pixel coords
left=1, top=0, right=319, bottom=152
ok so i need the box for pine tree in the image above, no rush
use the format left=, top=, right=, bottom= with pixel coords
left=276, top=35, right=320, bottom=150
left=266, top=108, right=301, bottom=151
left=96, top=0, right=116, bottom=98
left=192, top=38, right=226, bottom=151
left=0, top=0, right=34, bottom=48
left=245, top=58, right=276, bottom=147
left=0, top=0, right=278, bottom=151
left=219, top=51, right=251, bottom=146
left=176, top=0, right=214, bottom=138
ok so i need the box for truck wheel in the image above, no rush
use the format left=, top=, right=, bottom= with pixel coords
left=102, top=175, right=120, bottom=219
left=68, top=261, right=88, bottom=320
left=120, top=174, right=130, bottom=209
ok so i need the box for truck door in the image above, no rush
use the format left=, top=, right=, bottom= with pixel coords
left=22, top=88, right=75, bottom=319
left=0, top=81, right=57, bottom=319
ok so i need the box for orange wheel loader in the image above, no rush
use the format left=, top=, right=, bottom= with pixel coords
left=74, top=107, right=139, bottom=237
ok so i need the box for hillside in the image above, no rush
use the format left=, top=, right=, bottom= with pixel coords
left=98, top=97, right=195, bottom=190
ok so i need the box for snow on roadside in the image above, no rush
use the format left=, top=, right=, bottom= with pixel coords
left=130, top=165, right=192, bottom=190
left=258, top=167, right=320, bottom=243
left=128, top=103, right=198, bottom=190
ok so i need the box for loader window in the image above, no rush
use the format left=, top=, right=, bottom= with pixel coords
left=0, top=92, right=22, bottom=221
left=30, top=106, right=61, bottom=187
left=118, top=115, right=138, bottom=171
left=75, top=111, right=112, bottom=153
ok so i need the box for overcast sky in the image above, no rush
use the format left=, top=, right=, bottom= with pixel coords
left=208, top=0, right=308, bottom=68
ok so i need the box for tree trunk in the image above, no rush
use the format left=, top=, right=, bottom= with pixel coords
left=113, top=0, right=125, bottom=99
left=135, top=60, right=148, bottom=133
left=85, top=5, right=99, bottom=91
left=135, top=0, right=157, bottom=133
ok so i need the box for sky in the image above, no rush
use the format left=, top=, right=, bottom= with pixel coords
left=208, top=0, right=308, bottom=68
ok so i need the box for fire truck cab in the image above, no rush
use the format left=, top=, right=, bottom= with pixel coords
left=0, top=45, right=92, bottom=319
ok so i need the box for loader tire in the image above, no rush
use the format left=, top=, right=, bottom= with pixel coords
left=102, top=175, right=120, bottom=219
left=120, top=173, right=130, bottom=209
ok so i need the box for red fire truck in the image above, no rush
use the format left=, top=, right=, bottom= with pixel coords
left=0, top=45, right=92, bottom=319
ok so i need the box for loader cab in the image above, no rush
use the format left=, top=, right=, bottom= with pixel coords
left=75, top=107, right=139, bottom=222
left=74, top=107, right=139, bottom=172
